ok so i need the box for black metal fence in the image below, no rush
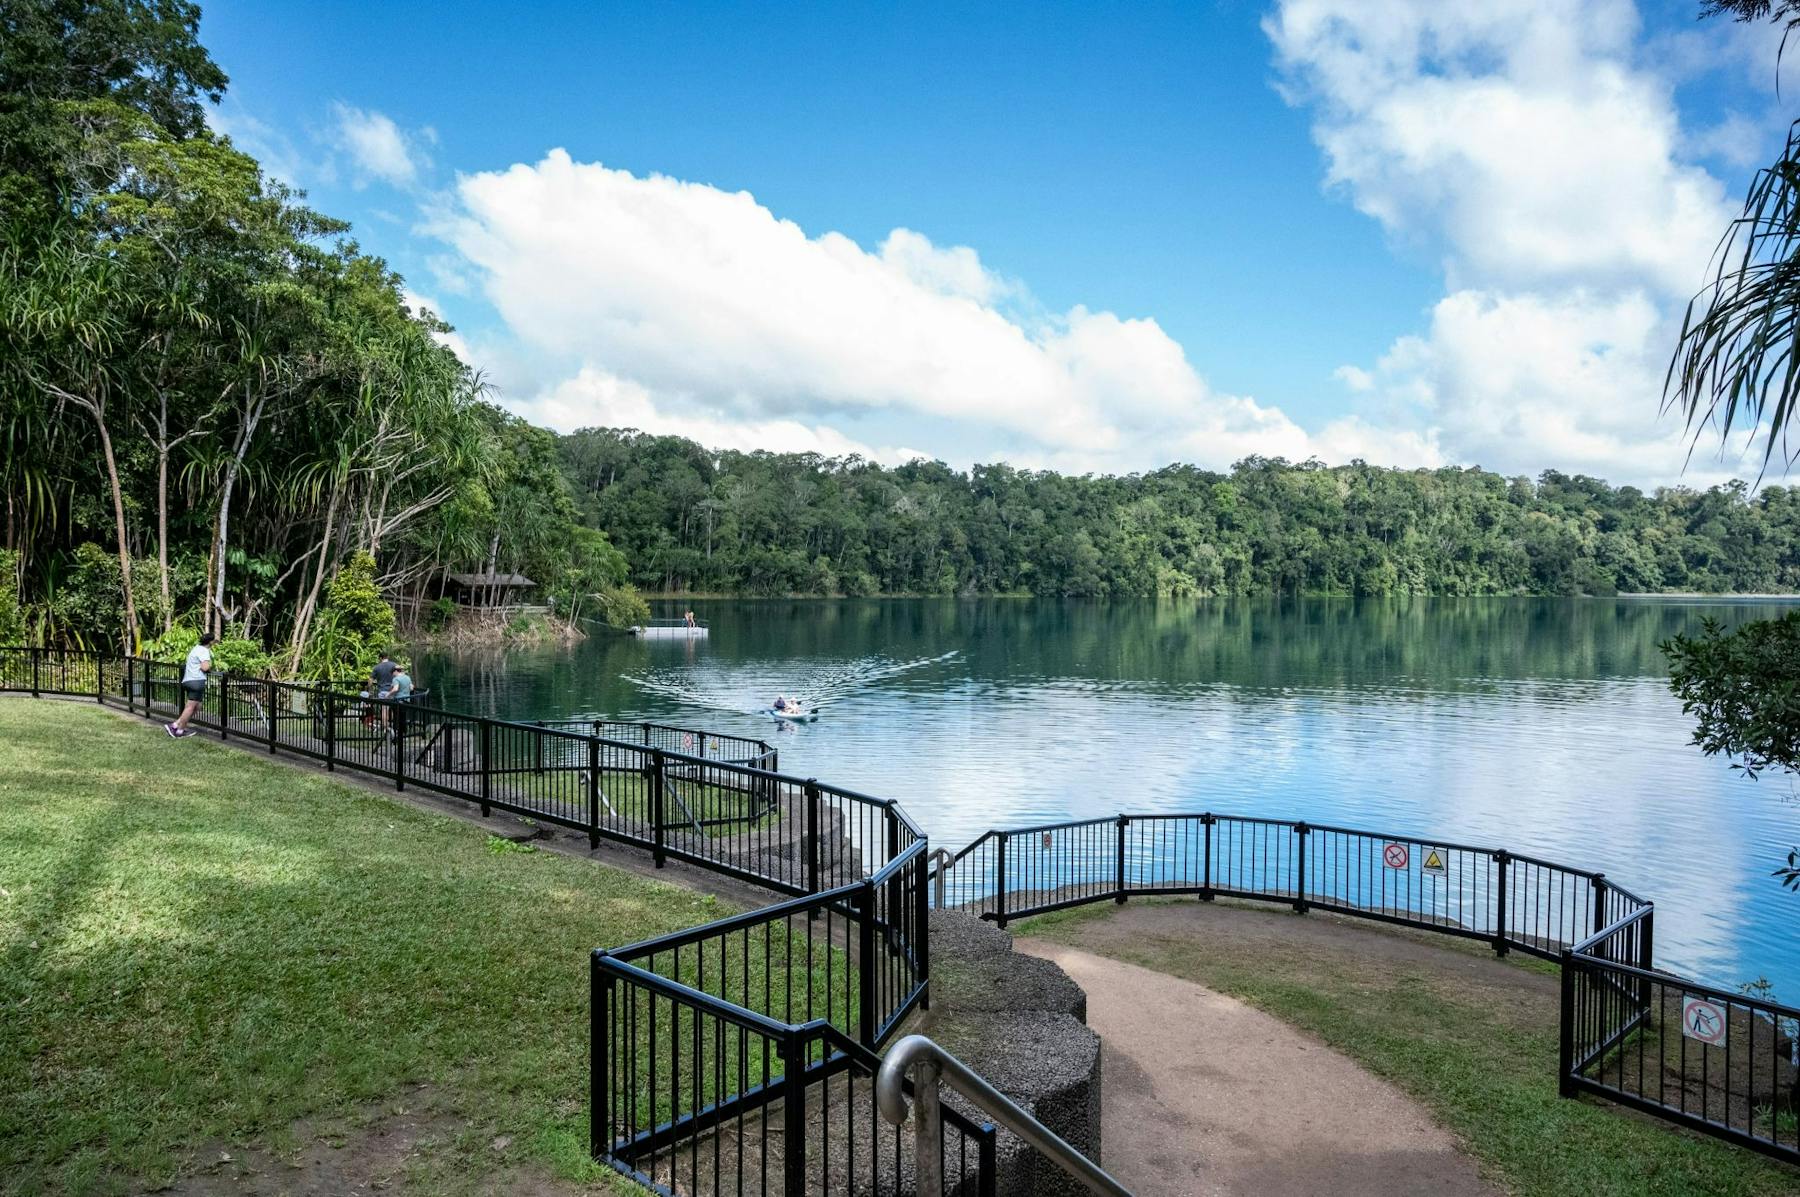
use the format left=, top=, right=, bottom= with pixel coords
left=591, top=841, right=980, bottom=1195
left=1, top=645, right=977, bottom=1194
left=9, top=646, right=1796, bottom=1176
left=1563, top=908, right=1800, bottom=1164
left=934, top=811, right=1799, bottom=1167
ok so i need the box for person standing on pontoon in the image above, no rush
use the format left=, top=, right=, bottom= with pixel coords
left=684, top=610, right=697, bottom=629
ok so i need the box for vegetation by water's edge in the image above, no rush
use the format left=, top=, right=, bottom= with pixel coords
left=560, top=429, right=1800, bottom=600
left=1019, top=899, right=1800, bottom=1197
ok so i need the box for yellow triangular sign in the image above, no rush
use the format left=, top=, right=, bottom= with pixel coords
left=1421, top=849, right=1447, bottom=876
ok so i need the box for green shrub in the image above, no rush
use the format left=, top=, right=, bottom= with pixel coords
left=425, top=596, right=456, bottom=632
left=0, top=549, right=25, bottom=645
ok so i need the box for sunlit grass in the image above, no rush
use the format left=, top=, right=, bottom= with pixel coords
left=0, top=698, right=740, bottom=1196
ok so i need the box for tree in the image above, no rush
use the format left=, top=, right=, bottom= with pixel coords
left=1663, top=612, right=1800, bottom=887
left=1667, top=1, right=1800, bottom=465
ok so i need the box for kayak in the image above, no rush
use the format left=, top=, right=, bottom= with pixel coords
left=763, top=707, right=819, bottom=723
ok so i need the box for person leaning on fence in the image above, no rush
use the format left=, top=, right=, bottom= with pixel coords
left=165, top=632, right=215, bottom=738
left=384, top=664, right=415, bottom=742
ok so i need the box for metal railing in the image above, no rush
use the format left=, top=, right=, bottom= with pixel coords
left=591, top=843, right=964, bottom=1194
left=1, top=646, right=1024, bottom=1194
left=13, top=645, right=1794, bottom=1176
left=933, top=810, right=1798, bottom=1168
left=933, top=812, right=1649, bottom=962
left=0, top=646, right=812, bottom=873
left=877, top=1035, right=1130, bottom=1197
left=1563, top=909, right=1800, bottom=1164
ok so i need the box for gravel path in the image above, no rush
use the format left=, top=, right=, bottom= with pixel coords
left=1017, top=938, right=1500, bottom=1197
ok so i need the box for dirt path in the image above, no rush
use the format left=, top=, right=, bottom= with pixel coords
left=1017, top=938, right=1500, bottom=1197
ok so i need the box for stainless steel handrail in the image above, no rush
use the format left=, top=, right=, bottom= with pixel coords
left=875, top=1034, right=1132, bottom=1197
left=926, top=847, right=954, bottom=908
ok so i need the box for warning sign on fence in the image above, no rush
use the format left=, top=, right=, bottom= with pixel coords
left=1421, top=848, right=1448, bottom=877
left=1382, top=842, right=1409, bottom=869
left=1681, top=995, right=1728, bottom=1047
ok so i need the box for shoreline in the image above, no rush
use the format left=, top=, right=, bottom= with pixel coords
left=636, top=590, right=1800, bottom=601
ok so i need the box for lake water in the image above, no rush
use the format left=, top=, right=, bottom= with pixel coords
left=418, top=597, right=1799, bottom=999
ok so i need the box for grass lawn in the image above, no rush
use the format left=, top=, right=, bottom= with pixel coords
left=1019, top=899, right=1800, bottom=1197
left=0, top=698, right=742, bottom=1196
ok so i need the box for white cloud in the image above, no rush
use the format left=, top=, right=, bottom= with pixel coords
left=331, top=103, right=427, bottom=189
left=1267, top=0, right=1762, bottom=485
left=527, top=367, right=929, bottom=464
left=431, top=150, right=1400, bottom=472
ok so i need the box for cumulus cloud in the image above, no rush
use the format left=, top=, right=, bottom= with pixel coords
left=331, top=103, right=428, bottom=188
left=1267, top=0, right=1757, bottom=484
left=431, top=150, right=1427, bottom=472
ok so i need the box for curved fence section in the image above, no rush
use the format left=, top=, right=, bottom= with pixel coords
left=935, top=811, right=1798, bottom=1167
left=934, top=812, right=1651, bottom=962
left=1, top=646, right=971, bottom=1195
left=8, top=646, right=1797, bottom=1177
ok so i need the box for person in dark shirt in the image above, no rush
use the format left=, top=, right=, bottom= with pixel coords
left=370, top=653, right=398, bottom=697
left=366, top=652, right=398, bottom=730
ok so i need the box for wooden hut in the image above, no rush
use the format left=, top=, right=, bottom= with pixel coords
left=443, top=571, right=540, bottom=612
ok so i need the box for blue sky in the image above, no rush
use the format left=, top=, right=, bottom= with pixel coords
left=202, top=1, right=1787, bottom=485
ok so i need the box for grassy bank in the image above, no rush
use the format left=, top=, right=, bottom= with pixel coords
left=0, top=699, right=731, bottom=1196
left=1020, top=899, right=1799, bottom=1197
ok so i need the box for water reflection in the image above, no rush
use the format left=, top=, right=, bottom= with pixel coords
left=417, top=597, right=1799, bottom=998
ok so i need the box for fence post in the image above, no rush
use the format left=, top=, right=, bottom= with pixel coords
left=1294, top=822, right=1310, bottom=913
left=125, top=656, right=135, bottom=715
left=857, top=881, right=877, bottom=1046
left=533, top=720, right=545, bottom=774
left=804, top=781, right=821, bottom=894
left=587, top=736, right=601, bottom=850
left=1115, top=815, right=1128, bottom=904
left=219, top=677, right=230, bottom=742
left=1638, top=908, right=1655, bottom=1010
left=266, top=680, right=278, bottom=754
left=1557, top=949, right=1576, bottom=1097
left=324, top=690, right=336, bottom=771
left=95, top=654, right=104, bottom=704
left=1201, top=813, right=1215, bottom=901
left=650, top=750, right=667, bottom=867
left=916, top=846, right=931, bottom=1011
left=886, top=802, right=902, bottom=921
left=394, top=702, right=407, bottom=791
left=1590, top=873, right=1607, bottom=941
left=995, top=833, right=1008, bottom=929
left=780, top=1035, right=809, bottom=1196
left=479, top=719, right=493, bottom=817
left=31, top=646, right=39, bottom=697
left=1492, top=850, right=1510, bottom=957
left=590, top=953, right=611, bottom=1160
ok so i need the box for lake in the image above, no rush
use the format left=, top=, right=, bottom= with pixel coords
left=418, top=597, right=1799, bottom=999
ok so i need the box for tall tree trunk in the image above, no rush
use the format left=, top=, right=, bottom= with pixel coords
left=92, top=417, right=138, bottom=654
left=286, top=481, right=343, bottom=674
left=157, top=417, right=171, bottom=633
left=212, top=392, right=268, bottom=634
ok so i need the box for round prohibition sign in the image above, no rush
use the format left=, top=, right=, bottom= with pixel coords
left=1382, top=842, right=1410, bottom=869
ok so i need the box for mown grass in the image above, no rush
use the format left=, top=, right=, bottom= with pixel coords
left=1019, top=899, right=1800, bottom=1197
left=0, top=698, right=750, bottom=1196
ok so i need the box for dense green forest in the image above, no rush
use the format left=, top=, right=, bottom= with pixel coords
left=560, top=429, right=1800, bottom=598
left=6, top=3, right=1798, bottom=675
left=0, top=1, right=639, bottom=670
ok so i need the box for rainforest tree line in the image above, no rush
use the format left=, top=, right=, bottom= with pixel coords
left=0, top=0, right=638, bottom=672
left=559, top=429, right=1800, bottom=598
